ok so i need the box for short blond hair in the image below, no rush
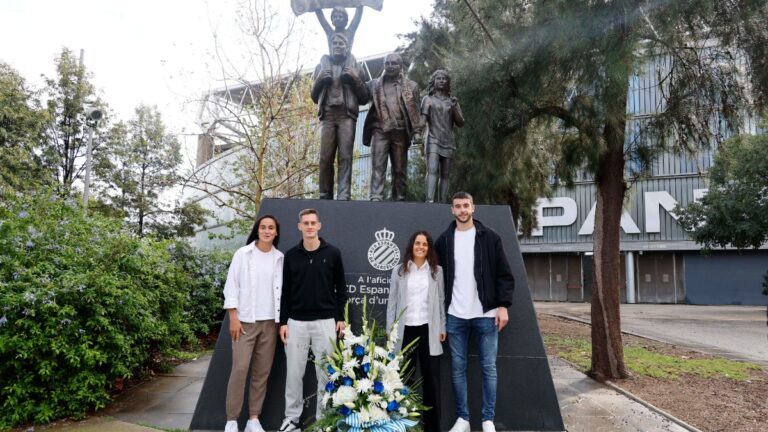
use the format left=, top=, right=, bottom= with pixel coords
left=298, top=208, right=320, bottom=222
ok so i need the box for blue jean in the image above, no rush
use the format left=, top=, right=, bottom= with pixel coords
left=446, top=314, right=498, bottom=421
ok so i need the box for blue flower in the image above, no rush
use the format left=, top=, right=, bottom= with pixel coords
left=18, top=210, right=29, bottom=218
left=327, top=365, right=336, bottom=374
left=387, top=400, right=399, bottom=412
left=400, top=386, right=409, bottom=395
left=338, top=405, right=351, bottom=416
left=373, top=380, right=384, bottom=394
left=354, top=344, right=365, bottom=356
left=342, top=377, right=353, bottom=386
left=362, top=363, right=371, bottom=374
left=388, top=352, right=395, bottom=360
left=325, top=381, right=336, bottom=392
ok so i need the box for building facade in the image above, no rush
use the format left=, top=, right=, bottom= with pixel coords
left=520, top=59, right=768, bottom=306
left=188, top=52, right=767, bottom=305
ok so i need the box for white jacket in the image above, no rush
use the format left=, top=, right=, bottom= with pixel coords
left=222, top=242, right=284, bottom=323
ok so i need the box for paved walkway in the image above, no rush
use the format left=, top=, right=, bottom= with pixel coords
left=41, top=354, right=694, bottom=432
left=39, top=302, right=748, bottom=431
left=535, top=302, right=768, bottom=367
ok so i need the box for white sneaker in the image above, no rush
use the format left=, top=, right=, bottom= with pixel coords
left=224, top=420, right=239, bottom=432
left=279, top=418, right=300, bottom=432
left=245, top=418, right=265, bottom=432
left=449, top=418, right=471, bottom=432
left=482, top=420, right=496, bottom=432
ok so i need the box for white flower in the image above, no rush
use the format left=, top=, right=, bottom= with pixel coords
left=399, top=407, right=408, bottom=415
left=343, top=358, right=359, bottom=372
left=332, top=385, right=357, bottom=407
left=368, top=394, right=382, bottom=404
left=354, top=378, right=372, bottom=394
left=344, top=333, right=363, bottom=347
left=388, top=326, right=398, bottom=344
left=386, top=359, right=401, bottom=372
left=329, top=371, right=341, bottom=381
left=321, top=392, right=331, bottom=407
left=382, top=370, right=403, bottom=394
left=368, top=405, right=388, bottom=421
left=374, top=346, right=388, bottom=359
left=395, top=392, right=405, bottom=402
left=359, top=407, right=371, bottom=423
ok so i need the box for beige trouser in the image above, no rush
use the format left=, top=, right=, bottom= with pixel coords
left=225, top=320, right=277, bottom=420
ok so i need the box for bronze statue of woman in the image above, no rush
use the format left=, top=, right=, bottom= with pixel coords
left=421, top=69, right=464, bottom=203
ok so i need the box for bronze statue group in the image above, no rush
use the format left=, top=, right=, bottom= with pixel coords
left=222, top=5, right=512, bottom=432
left=310, top=6, right=464, bottom=204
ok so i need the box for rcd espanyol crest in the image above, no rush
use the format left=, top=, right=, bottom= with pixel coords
left=367, top=228, right=400, bottom=271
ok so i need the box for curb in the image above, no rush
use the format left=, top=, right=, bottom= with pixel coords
left=541, top=313, right=704, bottom=432
left=540, top=311, right=768, bottom=369
left=553, top=355, right=701, bottom=432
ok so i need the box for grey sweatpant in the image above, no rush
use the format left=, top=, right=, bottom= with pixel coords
left=283, top=318, right=337, bottom=422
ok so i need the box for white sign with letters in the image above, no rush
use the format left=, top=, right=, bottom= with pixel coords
left=531, top=189, right=708, bottom=236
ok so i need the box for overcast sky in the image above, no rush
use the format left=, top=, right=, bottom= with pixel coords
left=0, top=0, right=434, bottom=155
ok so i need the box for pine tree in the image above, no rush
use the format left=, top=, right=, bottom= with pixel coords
left=407, top=0, right=768, bottom=380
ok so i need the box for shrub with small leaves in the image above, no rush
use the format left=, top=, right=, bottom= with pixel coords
left=167, top=241, right=230, bottom=335
left=0, top=190, right=228, bottom=428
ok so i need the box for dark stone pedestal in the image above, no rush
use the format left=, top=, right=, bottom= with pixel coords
left=189, top=199, right=564, bottom=431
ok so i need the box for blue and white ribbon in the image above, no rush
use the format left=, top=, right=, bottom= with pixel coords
left=338, top=413, right=419, bottom=432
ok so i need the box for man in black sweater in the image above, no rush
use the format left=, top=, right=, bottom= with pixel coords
left=278, top=208, right=347, bottom=431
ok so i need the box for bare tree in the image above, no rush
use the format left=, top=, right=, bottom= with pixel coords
left=185, top=0, right=320, bottom=233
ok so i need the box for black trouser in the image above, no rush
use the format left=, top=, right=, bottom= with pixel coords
left=402, top=324, right=441, bottom=432
left=318, top=107, right=355, bottom=200
left=369, top=128, right=409, bottom=201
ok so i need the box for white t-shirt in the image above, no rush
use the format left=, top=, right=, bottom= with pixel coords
left=250, top=247, right=275, bottom=320
left=448, top=227, right=497, bottom=319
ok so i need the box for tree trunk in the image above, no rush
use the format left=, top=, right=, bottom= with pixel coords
left=590, top=73, right=631, bottom=380
left=590, top=142, right=629, bottom=381
left=588, top=0, right=634, bottom=382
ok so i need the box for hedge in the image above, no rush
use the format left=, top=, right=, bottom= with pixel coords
left=0, top=191, right=230, bottom=427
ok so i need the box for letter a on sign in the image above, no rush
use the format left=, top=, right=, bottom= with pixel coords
left=291, top=0, right=384, bottom=15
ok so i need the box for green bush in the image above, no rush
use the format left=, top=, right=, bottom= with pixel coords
left=168, top=241, right=230, bottom=336
left=0, top=191, right=229, bottom=428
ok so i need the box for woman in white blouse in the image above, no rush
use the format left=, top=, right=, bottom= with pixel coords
left=222, top=215, right=284, bottom=432
left=387, top=230, right=446, bottom=432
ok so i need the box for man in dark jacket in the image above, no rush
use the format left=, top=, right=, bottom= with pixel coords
left=435, top=192, right=514, bottom=432
left=278, top=208, right=347, bottom=430
left=363, top=52, right=423, bottom=201
left=311, top=33, right=369, bottom=200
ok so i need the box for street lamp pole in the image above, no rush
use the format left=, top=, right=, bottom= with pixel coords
left=83, top=106, right=103, bottom=208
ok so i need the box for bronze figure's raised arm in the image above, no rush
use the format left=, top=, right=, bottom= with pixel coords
left=315, top=6, right=363, bottom=54
left=312, top=33, right=369, bottom=200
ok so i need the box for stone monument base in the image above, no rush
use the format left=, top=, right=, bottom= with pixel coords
left=189, top=198, right=564, bottom=431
